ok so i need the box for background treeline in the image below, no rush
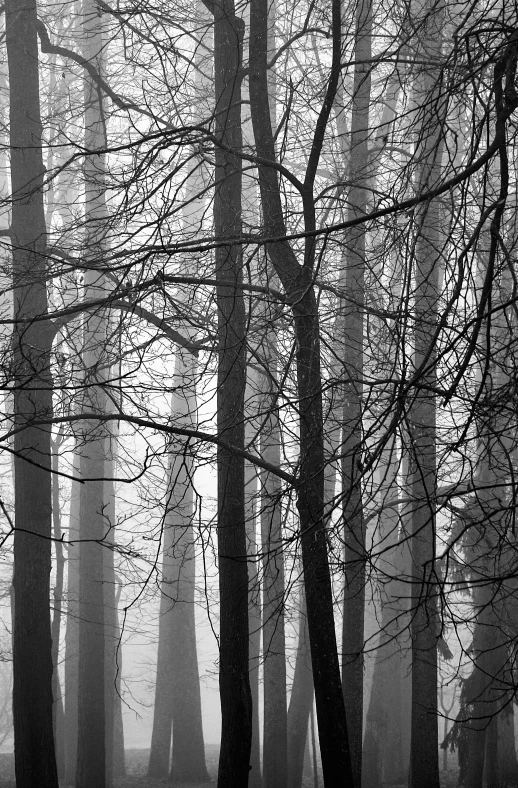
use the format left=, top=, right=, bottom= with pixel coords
left=1, top=0, right=518, bottom=787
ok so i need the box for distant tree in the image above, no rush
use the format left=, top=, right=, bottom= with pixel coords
left=249, top=0, right=353, bottom=780
left=287, top=597, right=314, bottom=788
left=76, top=2, right=110, bottom=785
left=340, top=1, right=372, bottom=784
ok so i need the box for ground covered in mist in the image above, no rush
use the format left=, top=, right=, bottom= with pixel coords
left=0, top=745, right=324, bottom=787
left=0, top=748, right=459, bottom=787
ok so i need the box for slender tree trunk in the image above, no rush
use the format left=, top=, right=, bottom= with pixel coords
left=249, top=0, right=353, bottom=782
left=76, top=396, right=107, bottom=788
left=408, top=2, right=445, bottom=781
left=148, top=152, right=209, bottom=785
left=147, top=549, right=174, bottom=778
left=169, top=364, right=209, bottom=783
left=363, top=532, right=412, bottom=787
left=76, top=2, right=109, bottom=785
left=287, top=599, right=314, bottom=788
left=104, top=435, right=126, bottom=781
left=213, top=2, right=252, bottom=784
left=497, top=703, right=518, bottom=786
left=148, top=349, right=208, bottom=783
left=340, top=3, right=372, bottom=785
left=260, top=300, right=287, bottom=788
left=310, top=704, right=319, bottom=788
left=245, top=366, right=263, bottom=788
left=64, top=452, right=81, bottom=784
left=6, top=0, right=58, bottom=785
left=51, top=440, right=66, bottom=782
left=462, top=589, right=496, bottom=788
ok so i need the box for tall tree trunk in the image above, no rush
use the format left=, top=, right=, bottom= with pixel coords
left=249, top=0, right=353, bottom=782
left=64, top=453, right=81, bottom=784
left=340, top=2, right=372, bottom=784
left=363, top=531, right=412, bottom=787
left=168, top=360, right=209, bottom=783
left=51, top=439, right=66, bottom=782
left=76, top=2, right=109, bottom=785
left=147, top=535, right=174, bottom=778
left=148, top=350, right=208, bottom=784
left=212, top=2, right=252, bottom=784
left=104, top=435, right=126, bottom=781
left=148, top=155, right=209, bottom=785
left=245, top=366, right=262, bottom=788
left=287, top=597, right=314, bottom=788
left=6, top=0, right=58, bottom=785
left=260, top=284, right=287, bottom=788
left=408, top=3, right=444, bottom=784
left=76, top=371, right=107, bottom=788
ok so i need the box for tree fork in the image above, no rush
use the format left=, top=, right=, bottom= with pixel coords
left=249, top=0, right=353, bottom=783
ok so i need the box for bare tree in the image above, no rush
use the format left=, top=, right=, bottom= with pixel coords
left=6, top=0, right=58, bottom=784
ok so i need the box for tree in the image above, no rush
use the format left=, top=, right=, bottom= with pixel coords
left=407, top=2, right=446, bottom=786
left=6, top=2, right=518, bottom=787
left=148, top=115, right=209, bottom=786
left=210, top=0, right=253, bottom=783
left=340, top=1, right=372, bottom=783
left=76, top=2, right=110, bottom=785
left=6, top=0, right=58, bottom=784
left=287, top=596, right=314, bottom=788
left=249, top=0, right=353, bottom=781
left=64, top=453, right=81, bottom=784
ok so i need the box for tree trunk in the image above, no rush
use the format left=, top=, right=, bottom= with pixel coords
left=249, top=0, right=353, bottom=782
left=76, top=416, right=107, bottom=788
left=51, top=441, right=66, bottom=782
left=148, top=151, right=209, bottom=786
left=147, top=547, right=174, bottom=778
left=6, top=0, right=58, bottom=785
left=408, top=4, right=444, bottom=787
left=245, top=367, right=262, bottom=788
left=497, top=703, right=518, bottom=786
left=148, top=350, right=209, bottom=783
left=260, top=295, right=287, bottom=788
left=363, top=533, right=412, bottom=787
left=287, top=600, right=314, bottom=788
left=168, top=361, right=209, bottom=783
left=340, top=2, right=372, bottom=785
left=213, top=2, right=252, bottom=785
left=104, top=437, right=126, bottom=781
left=76, top=2, right=109, bottom=785
left=64, top=452, right=81, bottom=784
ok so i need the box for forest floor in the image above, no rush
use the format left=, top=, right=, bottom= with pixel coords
left=0, top=748, right=459, bottom=787
left=123, top=747, right=324, bottom=787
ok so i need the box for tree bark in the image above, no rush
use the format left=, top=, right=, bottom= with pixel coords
left=64, top=452, right=81, bottom=784
left=244, top=366, right=262, bottom=788
left=51, top=440, right=66, bottom=782
left=249, top=0, right=352, bottom=782
left=260, top=291, right=287, bottom=788
left=168, top=361, right=209, bottom=783
left=147, top=548, right=174, bottom=778
left=287, top=599, right=314, bottom=788
left=104, top=437, right=126, bottom=781
left=148, top=142, right=209, bottom=786
left=340, top=2, right=372, bottom=784
left=408, top=4, right=445, bottom=783
left=213, top=2, right=253, bottom=785
left=363, top=533, right=412, bottom=787
left=7, top=0, right=58, bottom=784
left=76, top=2, right=109, bottom=785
